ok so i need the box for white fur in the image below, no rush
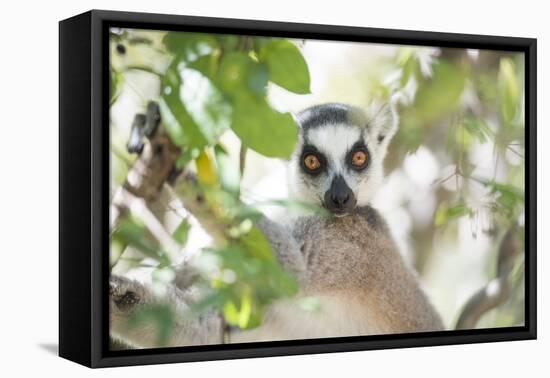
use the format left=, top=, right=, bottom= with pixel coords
left=231, top=294, right=388, bottom=343
left=308, top=124, right=361, bottom=195
left=308, top=125, right=360, bottom=173
left=288, top=108, right=397, bottom=209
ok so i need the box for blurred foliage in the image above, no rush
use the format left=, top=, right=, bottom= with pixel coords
left=109, top=28, right=310, bottom=344
left=127, top=303, right=175, bottom=346
left=372, top=46, right=525, bottom=328
left=111, top=216, right=171, bottom=269
left=196, top=230, right=298, bottom=329
left=382, top=47, right=525, bottom=230
left=109, top=28, right=526, bottom=343
left=159, top=33, right=302, bottom=158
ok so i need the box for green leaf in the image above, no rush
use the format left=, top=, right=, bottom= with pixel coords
left=237, top=293, right=252, bottom=328
left=109, top=237, right=126, bottom=269
left=446, top=204, right=472, bottom=219
left=233, top=206, right=264, bottom=223
left=163, top=32, right=218, bottom=62
left=251, top=199, right=329, bottom=217
left=172, top=218, right=191, bottom=245
left=231, top=95, right=298, bottom=158
left=186, top=54, right=218, bottom=78
left=111, top=218, right=170, bottom=265
left=214, top=145, right=240, bottom=196
left=179, top=67, right=232, bottom=143
left=109, top=67, right=122, bottom=106
left=498, top=58, right=520, bottom=124
left=203, top=242, right=298, bottom=329
left=259, top=40, right=311, bottom=94
left=217, top=52, right=268, bottom=98
left=247, top=63, right=269, bottom=96
left=239, top=226, right=275, bottom=261
left=222, top=299, right=241, bottom=325
left=397, top=48, right=420, bottom=85
left=252, top=37, right=278, bottom=55
left=160, top=66, right=206, bottom=148
left=214, top=52, right=298, bottom=158
left=434, top=202, right=471, bottom=226
left=160, top=63, right=231, bottom=149
left=219, top=291, right=262, bottom=330
left=195, top=150, right=218, bottom=186
left=434, top=203, right=448, bottom=226
left=414, top=61, right=466, bottom=123
left=216, top=35, right=239, bottom=51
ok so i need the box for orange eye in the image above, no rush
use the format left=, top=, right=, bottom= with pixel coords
left=304, top=154, right=321, bottom=171
left=351, top=150, right=368, bottom=168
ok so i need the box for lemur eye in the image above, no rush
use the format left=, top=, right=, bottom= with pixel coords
left=304, top=154, right=321, bottom=171
left=351, top=150, right=368, bottom=168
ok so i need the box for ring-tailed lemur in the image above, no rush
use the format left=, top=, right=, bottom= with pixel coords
left=110, top=102, right=444, bottom=348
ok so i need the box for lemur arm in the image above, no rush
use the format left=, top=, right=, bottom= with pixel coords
left=256, top=216, right=307, bottom=282
left=109, top=275, right=223, bottom=348
left=109, top=215, right=306, bottom=348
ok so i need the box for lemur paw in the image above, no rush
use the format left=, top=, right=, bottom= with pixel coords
left=109, top=276, right=146, bottom=314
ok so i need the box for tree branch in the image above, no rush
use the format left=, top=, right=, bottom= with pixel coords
left=111, top=102, right=180, bottom=231
left=111, top=101, right=230, bottom=249
left=167, top=175, right=228, bottom=247
left=455, top=227, right=519, bottom=329
left=112, top=187, right=181, bottom=261
left=110, top=101, right=233, bottom=344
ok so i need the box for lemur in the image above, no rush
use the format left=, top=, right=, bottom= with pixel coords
left=110, top=102, right=444, bottom=348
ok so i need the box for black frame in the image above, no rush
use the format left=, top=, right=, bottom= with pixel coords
left=59, top=9, right=537, bottom=368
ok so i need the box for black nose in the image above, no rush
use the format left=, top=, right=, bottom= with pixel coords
left=324, top=175, right=356, bottom=214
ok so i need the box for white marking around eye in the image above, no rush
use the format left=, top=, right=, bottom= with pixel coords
left=307, top=124, right=362, bottom=175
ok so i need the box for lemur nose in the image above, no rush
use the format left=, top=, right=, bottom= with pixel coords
left=331, top=192, right=350, bottom=206
left=325, top=175, right=356, bottom=214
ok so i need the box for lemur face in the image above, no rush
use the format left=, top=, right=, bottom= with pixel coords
left=289, top=103, right=398, bottom=216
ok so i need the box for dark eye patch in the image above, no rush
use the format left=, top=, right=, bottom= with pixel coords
left=300, top=145, right=327, bottom=176
left=346, top=141, right=369, bottom=171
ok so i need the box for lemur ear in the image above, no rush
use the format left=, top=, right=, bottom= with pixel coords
left=291, top=112, right=303, bottom=130
left=367, top=101, right=399, bottom=145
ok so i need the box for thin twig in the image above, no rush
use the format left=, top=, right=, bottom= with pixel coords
left=505, top=145, right=524, bottom=159
left=239, top=144, right=247, bottom=177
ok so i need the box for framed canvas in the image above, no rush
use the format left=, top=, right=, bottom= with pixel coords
left=59, top=10, right=537, bottom=368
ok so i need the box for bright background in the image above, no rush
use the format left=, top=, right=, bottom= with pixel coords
left=0, top=0, right=547, bottom=376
